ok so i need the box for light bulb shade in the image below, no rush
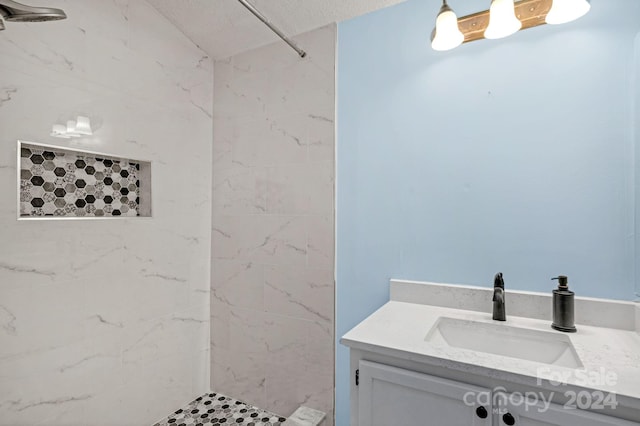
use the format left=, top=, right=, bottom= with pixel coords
left=74, top=115, right=93, bottom=135
left=431, top=3, right=464, bottom=51
left=546, top=0, right=590, bottom=25
left=484, top=0, right=522, bottom=40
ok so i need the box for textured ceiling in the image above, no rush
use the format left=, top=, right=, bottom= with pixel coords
left=147, top=0, right=407, bottom=59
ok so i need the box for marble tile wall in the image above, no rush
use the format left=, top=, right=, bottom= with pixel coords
left=0, top=1, right=212, bottom=425
left=211, top=24, right=336, bottom=425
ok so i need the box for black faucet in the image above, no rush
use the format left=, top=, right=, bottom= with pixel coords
left=492, top=272, right=506, bottom=321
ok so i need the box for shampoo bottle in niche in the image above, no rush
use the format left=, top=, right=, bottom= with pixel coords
left=551, top=275, right=577, bottom=332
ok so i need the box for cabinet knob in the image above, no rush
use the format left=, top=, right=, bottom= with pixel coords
left=475, top=406, right=488, bottom=419
left=503, top=412, right=516, bottom=425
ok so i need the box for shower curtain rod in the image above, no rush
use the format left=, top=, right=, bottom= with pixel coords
left=236, top=0, right=307, bottom=58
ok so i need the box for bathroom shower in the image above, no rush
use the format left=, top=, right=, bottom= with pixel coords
left=0, top=0, right=66, bottom=30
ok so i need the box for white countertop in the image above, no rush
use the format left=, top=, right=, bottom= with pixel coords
left=341, top=300, right=640, bottom=405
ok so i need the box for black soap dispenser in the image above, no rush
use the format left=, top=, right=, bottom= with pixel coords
left=551, top=275, right=577, bottom=332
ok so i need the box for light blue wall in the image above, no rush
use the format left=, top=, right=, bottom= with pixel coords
left=336, top=0, right=640, bottom=424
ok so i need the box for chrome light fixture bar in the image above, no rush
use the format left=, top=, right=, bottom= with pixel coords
left=430, top=0, right=591, bottom=51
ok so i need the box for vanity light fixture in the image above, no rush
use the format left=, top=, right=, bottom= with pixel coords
left=430, top=0, right=591, bottom=51
left=430, top=0, right=464, bottom=51
left=51, top=115, right=93, bottom=138
left=484, top=0, right=522, bottom=39
left=545, top=0, right=591, bottom=25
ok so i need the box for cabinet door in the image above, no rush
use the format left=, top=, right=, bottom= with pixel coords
left=358, top=360, right=492, bottom=426
left=497, top=393, right=637, bottom=426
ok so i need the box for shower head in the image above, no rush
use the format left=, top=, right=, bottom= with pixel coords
left=0, top=0, right=66, bottom=22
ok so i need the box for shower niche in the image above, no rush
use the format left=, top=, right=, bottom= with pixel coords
left=18, top=141, right=152, bottom=219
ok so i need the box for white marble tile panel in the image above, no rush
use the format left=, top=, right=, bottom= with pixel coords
left=232, top=115, right=308, bottom=167
left=0, top=14, right=87, bottom=79
left=121, top=311, right=202, bottom=376
left=211, top=23, right=334, bottom=423
left=0, top=334, right=121, bottom=426
left=69, top=0, right=130, bottom=45
left=0, top=281, right=85, bottom=359
left=306, top=215, right=334, bottom=270
left=294, top=24, right=337, bottom=76
left=303, top=319, right=335, bottom=373
left=265, top=162, right=333, bottom=215
left=0, top=0, right=212, bottom=423
left=296, top=379, right=334, bottom=426
left=210, top=298, right=231, bottom=351
left=211, top=347, right=267, bottom=409
left=265, top=364, right=300, bottom=417
left=263, top=314, right=333, bottom=419
left=212, top=259, right=264, bottom=310
left=213, top=66, right=270, bottom=121
left=213, top=117, right=234, bottom=171
left=188, top=259, right=213, bottom=309
left=173, top=302, right=210, bottom=352
left=191, top=347, right=210, bottom=397
left=212, top=215, right=308, bottom=266
left=306, top=113, right=335, bottom=163
left=84, top=35, right=154, bottom=94
left=264, top=266, right=333, bottom=323
left=265, top=347, right=334, bottom=420
left=228, top=307, right=267, bottom=356
left=213, top=166, right=267, bottom=215
left=75, top=385, right=123, bottom=426
left=265, top=60, right=334, bottom=121
left=115, top=351, right=193, bottom=426
left=264, top=312, right=307, bottom=362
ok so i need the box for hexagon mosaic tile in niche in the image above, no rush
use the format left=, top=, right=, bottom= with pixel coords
left=19, top=143, right=141, bottom=218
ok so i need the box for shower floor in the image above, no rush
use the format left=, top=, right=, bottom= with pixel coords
left=153, top=392, right=288, bottom=426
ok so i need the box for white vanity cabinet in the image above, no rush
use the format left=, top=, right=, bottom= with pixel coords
left=354, top=360, right=639, bottom=426
left=497, top=393, right=637, bottom=426
left=341, top=283, right=640, bottom=426
left=358, top=360, right=493, bottom=426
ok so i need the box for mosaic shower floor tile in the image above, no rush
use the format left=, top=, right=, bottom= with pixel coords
left=153, top=392, right=288, bottom=426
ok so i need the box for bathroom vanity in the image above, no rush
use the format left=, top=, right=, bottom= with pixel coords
left=341, top=280, right=640, bottom=426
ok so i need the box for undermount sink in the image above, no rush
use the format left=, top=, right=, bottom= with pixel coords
left=425, top=317, right=583, bottom=368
